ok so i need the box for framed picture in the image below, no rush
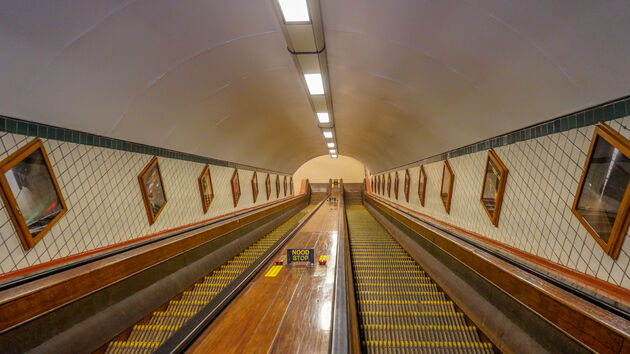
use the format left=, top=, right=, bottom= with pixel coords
left=231, top=169, right=241, bottom=207
left=275, top=175, right=280, bottom=198
left=138, top=156, right=167, bottom=225
left=266, top=174, right=272, bottom=200
left=290, top=176, right=294, bottom=195
left=404, top=169, right=410, bottom=202
left=380, top=175, right=384, bottom=194
left=283, top=176, right=287, bottom=196
left=418, top=165, right=426, bottom=207
left=441, top=160, right=454, bottom=214
left=572, top=123, right=630, bottom=259
left=394, top=171, right=399, bottom=199
left=198, top=165, right=214, bottom=214
left=0, top=138, right=67, bottom=251
left=251, top=171, right=259, bottom=203
left=481, top=149, right=509, bottom=227
left=387, top=173, right=391, bottom=197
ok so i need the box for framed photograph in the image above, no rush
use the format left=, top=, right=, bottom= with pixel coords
left=138, top=156, right=167, bottom=225
left=572, top=123, right=630, bottom=259
left=290, top=176, right=294, bottom=195
left=441, top=160, right=454, bottom=214
left=418, top=165, right=426, bottom=207
left=231, top=169, right=241, bottom=207
left=198, top=165, right=214, bottom=214
left=404, top=169, right=410, bottom=202
left=0, top=138, right=67, bottom=251
left=394, top=171, right=400, bottom=199
left=283, top=176, right=287, bottom=197
left=266, top=174, right=272, bottom=200
left=387, top=173, right=391, bottom=197
left=481, top=149, right=509, bottom=227
left=251, top=171, right=259, bottom=203
left=275, top=175, right=280, bottom=198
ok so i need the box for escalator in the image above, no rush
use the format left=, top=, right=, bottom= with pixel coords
left=346, top=205, right=495, bottom=353
left=105, top=205, right=315, bottom=353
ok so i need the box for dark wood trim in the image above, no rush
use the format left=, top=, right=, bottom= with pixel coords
left=572, top=122, right=630, bottom=260
left=251, top=171, right=258, bottom=204
left=366, top=194, right=630, bottom=354
left=138, top=156, right=167, bottom=225
left=198, top=165, right=214, bottom=214
left=265, top=174, right=271, bottom=200
left=440, top=160, right=454, bottom=214
left=418, top=165, right=426, bottom=207
left=394, top=171, right=399, bottom=200
left=230, top=169, right=240, bottom=208
left=480, top=149, right=508, bottom=227
left=0, top=194, right=306, bottom=333
left=403, top=169, right=410, bottom=202
left=0, top=138, right=68, bottom=251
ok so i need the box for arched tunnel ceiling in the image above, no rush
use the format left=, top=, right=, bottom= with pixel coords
left=1, top=1, right=630, bottom=173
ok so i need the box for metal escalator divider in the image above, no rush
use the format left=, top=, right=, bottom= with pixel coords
left=105, top=206, right=314, bottom=354
left=346, top=205, right=494, bottom=353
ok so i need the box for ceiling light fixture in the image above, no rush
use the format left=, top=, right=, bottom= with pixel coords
left=331, top=154, right=338, bottom=158
left=329, top=149, right=336, bottom=153
left=327, top=142, right=335, bottom=148
left=304, top=73, right=324, bottom=95
left=323, top=131, right=333, bottom=139
left=277, top=0, right=310, bottom=23
left=317, top=112, right=330, bottom=124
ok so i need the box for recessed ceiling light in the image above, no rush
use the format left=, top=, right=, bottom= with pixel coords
left=327, top=142, right=335, bottom=148
left=331, top=154, right=338, bottom=158
left=317, top=112, right=330, bottom=124
left=323, top=131, right=333, bottom=138
left=329, top=149, right=336, bottom=153
left=278, top=0, right=310, bottom=22
left=304, top=73, right=324, bottom=95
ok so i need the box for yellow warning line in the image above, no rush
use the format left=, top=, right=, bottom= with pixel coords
left=265, top=265, right=283, bottom=277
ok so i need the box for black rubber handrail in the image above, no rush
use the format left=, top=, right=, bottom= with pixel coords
left=0, top=195, right=303, bottom=291
left=156, top=195, right=328, bottom=353
left=330, top=181, right=350, bottom=353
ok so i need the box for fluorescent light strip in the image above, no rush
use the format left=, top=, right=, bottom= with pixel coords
left=323, top=131, right=333, bottom=138
left=331, top=154, right=338, bottom=158
left=329, top=149, right=336, bottom=153
left=304, top=73, right=324, bottom=95
left=277, top=0, right=310, bottom=22
left=317, top=112, right=330, bottom=124
left=327, top=142, right=335, bottom=148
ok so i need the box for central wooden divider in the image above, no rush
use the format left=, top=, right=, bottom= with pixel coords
left=188, top=193, right=343, bottom=353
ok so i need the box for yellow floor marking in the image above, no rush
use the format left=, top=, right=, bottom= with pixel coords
left=265, top=265, right=283, bottom=277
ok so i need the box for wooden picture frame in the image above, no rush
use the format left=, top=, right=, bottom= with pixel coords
left=251, top=171, right=259, bottom=203
left=198, top=165, right=214, bottom=214
left=138, top=156, right=167, bottom=225
left=404, top=169, right=410, bottom=202
left=0, top=138, right=67, bottom=250
left=418, top=165, right=427, bottom=207
left=480, top=149, right=509, bottom=227
left=440, top=160, right=454, bottom=214
left=275, top=175, right=280, bottom=198
left=572, top=122, right=630, bottom=259
left=380, top=175, right=385, bottom=195
left=290, top=176, right=294, bottom=195
left=394, top=171, right=400, bottom=199
left=387, top=173, right=392, bottom=197
left=265, top=174, right=271, bottom=200
left=231, top=169, right=241, bottom=207
left=283, top=176, right=287, bottom=197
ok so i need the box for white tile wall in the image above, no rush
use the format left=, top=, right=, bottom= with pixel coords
left=0, top=133, right=291, bottom=275
left=376, top=115, right=630, bottom=290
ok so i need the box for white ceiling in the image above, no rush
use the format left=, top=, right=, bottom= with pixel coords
left=1, top=1, right=629, bottom=173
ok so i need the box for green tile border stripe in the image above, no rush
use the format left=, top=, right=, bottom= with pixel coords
left=0, top=115, right=290, bottom=175
left=376, top=95, right=630, bottom=174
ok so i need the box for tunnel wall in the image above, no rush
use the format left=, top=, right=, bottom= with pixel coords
left=374, top=114, right=630, bottom=291
left=0, top=131, right=292, bottom=276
